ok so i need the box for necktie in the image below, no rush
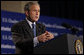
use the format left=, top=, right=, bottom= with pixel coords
left=32, top=23, right=36, bottom=37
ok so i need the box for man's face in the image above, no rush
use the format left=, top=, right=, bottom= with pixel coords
left=27, top=5, right=40, bottom=22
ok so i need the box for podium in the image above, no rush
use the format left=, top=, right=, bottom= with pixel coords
left=34, top=34, right=83, bottom=54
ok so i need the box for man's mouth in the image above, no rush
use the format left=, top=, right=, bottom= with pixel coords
left=35, top=16, right=38, bottom=18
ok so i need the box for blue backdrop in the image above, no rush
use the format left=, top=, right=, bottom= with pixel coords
left=1, top=10, right=83, bottom=54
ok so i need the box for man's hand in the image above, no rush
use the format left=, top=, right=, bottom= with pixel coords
left=37, top=32, right=48, bottom=42
left=45, top=31, right=54, bottom=40
left=37, top=31, right=54, bottom=42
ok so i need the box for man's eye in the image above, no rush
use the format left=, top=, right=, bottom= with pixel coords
left=38, top=10, right=40, bottom=12
left=33, top=10, right=40, bottom=12
left=33, top=10, right=36, bottom=11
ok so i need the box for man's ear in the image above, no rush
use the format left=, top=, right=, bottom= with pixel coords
left=25, top=11, right=29, bottom=16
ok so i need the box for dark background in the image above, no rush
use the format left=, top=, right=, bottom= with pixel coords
left=38, top=0, right=83, bottom=22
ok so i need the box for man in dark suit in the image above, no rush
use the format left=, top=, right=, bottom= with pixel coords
left=11, top=2, right=54, bottom=54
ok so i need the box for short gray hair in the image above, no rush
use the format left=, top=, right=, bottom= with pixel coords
left=24, top=2, right=40, bottom=11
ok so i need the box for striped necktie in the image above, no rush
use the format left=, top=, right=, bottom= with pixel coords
left=32, top=23, right=36, bottom=37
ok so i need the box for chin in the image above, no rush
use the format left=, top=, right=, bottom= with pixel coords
left=34, top=19, right=38, bottom=22
left=34, top=20, right=38, bottom=22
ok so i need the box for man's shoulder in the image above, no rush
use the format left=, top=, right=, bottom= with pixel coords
left=11, top=20, right=26, bottom=28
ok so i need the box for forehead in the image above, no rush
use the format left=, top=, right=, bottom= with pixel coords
left=30, top=4, right=40, bottom=9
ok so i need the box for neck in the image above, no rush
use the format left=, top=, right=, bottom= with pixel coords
left=27, top=16, right=35, bottom=23
left=26, top=17, right=36, bottom=24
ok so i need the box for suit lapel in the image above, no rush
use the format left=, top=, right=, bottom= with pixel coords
left=24, top=20, right=42, bottom=37
left=24, top=20, right=34, bottom=38
left=36, top=23, right=41, bottom=36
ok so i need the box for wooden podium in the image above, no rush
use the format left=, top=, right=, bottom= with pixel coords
left=34, top=34, right=83, bottom=54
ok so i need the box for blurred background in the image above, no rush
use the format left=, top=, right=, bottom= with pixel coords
left=1, top=1, right=83, bottom=54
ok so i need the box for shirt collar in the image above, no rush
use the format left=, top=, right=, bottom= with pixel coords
left=26, top=18, right=36, bottom=28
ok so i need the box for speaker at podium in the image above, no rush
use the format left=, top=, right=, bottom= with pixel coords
left=34, top=34, right=83, bottom=54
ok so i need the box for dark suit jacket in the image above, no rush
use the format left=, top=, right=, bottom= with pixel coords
left=11, top=19, right=46, bottom=54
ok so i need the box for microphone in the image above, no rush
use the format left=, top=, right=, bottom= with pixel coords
left=62, top=23, right=73, bottom=29
left=62, top=23, right=79, bottom=34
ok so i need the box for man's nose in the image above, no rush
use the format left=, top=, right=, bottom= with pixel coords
left=36, top=11, right=39, bottom=15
